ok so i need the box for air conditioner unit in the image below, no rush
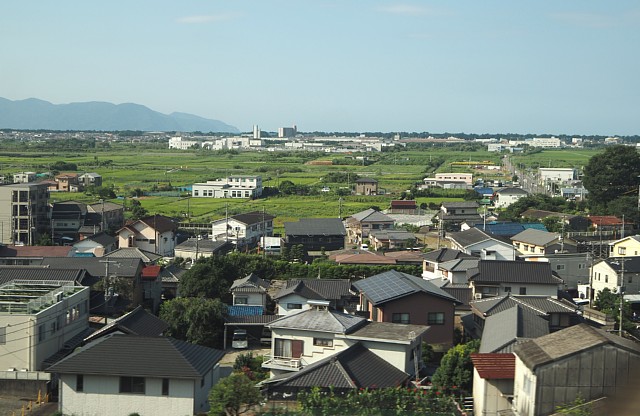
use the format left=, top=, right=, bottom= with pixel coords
left=474, top=293, right=483, bottom=300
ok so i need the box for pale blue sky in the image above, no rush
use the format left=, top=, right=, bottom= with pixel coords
left=1, top=1, right=638, bottom=135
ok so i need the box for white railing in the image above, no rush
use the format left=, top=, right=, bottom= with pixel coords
left=0, top=370, right=51, bottom=381
left=262, top=354, right=305, bottom=369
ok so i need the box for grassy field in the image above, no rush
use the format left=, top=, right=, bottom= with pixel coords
left=0, top=146, right=597, bottom=223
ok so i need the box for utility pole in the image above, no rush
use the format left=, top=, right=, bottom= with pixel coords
left=619, top=258, right=626, bottom=337
left=338, top=197, right=343, bottom=219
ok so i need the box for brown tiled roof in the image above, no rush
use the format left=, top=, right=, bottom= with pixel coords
left=138, top=214, right=178, bottom=233
left=588, top=215, right=624, bottom=226
left=470, top=353, right=515, bottom=379
left=0, top=245, right=74, bottom=257
left=334, top=253, right=396, bottom=265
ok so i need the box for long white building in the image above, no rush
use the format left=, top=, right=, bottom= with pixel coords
left=192, top=175, right=263, bottom=198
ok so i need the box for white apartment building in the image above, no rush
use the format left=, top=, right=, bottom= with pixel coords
left=192, top=175, right=262, bottom=199
left=168, top=136, right=199, bottom=150
left=529, top=137, right=562, bottom=148
left=12, top=172, right=37, bottom=184
left=435, top=173, right=473, bottom=185
left=538, top=168, right=576, bottom=183
left=0, top=281, right=90, bottom=372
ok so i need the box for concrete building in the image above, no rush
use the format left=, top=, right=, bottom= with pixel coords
left=278, top=125, right=297, bottom=138
left=12, top=172, right=37, bottom=183
left=168, top=136, right=199, bottom=149
left=0, top=182, right=50, bottom=245
left=529, top=137, right=562, bottom=148
left=192, top=175, right=263, bottom=199
left=0, top=279, right=90, bottom=372
left=538, top=168, right=575, bottom=183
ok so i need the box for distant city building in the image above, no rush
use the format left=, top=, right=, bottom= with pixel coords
left=529, top=137, right=562, bottom=148
left=192, top=175, right=263, bottom=199
left=538, top=168, right=575, bottom=183
left=278, top=125, right=297, bottom=138
left=168, top=136, right=198, bottom=149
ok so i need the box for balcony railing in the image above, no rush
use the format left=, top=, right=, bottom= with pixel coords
left=262, top=354, right=306, bottom=371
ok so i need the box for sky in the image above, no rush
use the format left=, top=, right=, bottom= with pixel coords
left=1, top=1, right=639, bottom=135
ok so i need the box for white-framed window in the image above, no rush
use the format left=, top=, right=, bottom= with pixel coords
left=313, top=338, right=333, bottom=347
left=618, top=247, right=626, bottom=255
left=234, top=297, right=248, bottom=305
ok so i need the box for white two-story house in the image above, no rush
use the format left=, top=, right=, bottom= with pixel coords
left=211, top=211, right=275, bottom=249
left=116, top=214, right=178, bottom=256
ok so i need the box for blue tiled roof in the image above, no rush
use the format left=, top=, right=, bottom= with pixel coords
left=474, top=222, right=547, bottom=236
left=226, top=305, right=264, bottom=316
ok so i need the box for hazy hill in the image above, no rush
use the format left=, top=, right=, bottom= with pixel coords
left=0, top=97, right=239, bottom=133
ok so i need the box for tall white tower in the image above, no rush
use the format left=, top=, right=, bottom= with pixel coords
left=253, top=125, right=261, bottom=139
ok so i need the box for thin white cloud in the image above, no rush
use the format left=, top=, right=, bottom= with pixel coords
left=377, top=4, right=431, bottom=17
left=550, top=11, right=617, bottom=29
left=177, top=13, right=237, bottom=24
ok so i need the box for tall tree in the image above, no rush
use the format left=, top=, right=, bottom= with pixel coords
left=159, top=297, right=225, bottom=347
left=432, top=339, right=479, bottom=395
left=583, top=145, right=640, bottom=213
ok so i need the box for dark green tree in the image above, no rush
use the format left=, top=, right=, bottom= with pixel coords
left=159, top=297, right=225, bottom=348
left=583, top=145, right=640, bottom=213
left=208, top=373, right=262, bottom=416
left=432, top=339, right=480, bottom=395
left=178, top=256, right=235, bottom=299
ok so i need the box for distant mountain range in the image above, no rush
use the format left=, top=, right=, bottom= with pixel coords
left=0, top=97, right=239, bottom=133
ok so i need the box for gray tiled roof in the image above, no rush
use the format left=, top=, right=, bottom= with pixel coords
left=39, top=257, right=143, bottom=278
left=511, top=228, right=559, bottom=246
left=105, top=248, right=162, bottom=263
left=175, top=238, right=232, bottom=253
left=268, top=309, right=366, bottom=334
left=479, top=305, right=549, bottom=353
left=442, top=201, right=479, bottom=209
left=471, top=294, right=576, bottom=316
left=231, top=273, right=270, bottom=292
left=423, top=248, right=476, bottom=262
left=284, top=218, right=346, bottom=236
left=439, top=258, right=479, bottom=272
left=81, top=232, right=117, bottom=247
left=347, top=321, right=430, bottom=342
left=262, top=343, right=408, bottom=389
left=229, top=211, right=276, bottom=226
left=496, top=187, right=528, bottom=195
left=353, top=270, right=460, bottom=306
left=0, top=267, right=88, bottom=286
left=514, top=324, right=640, bottom=371
left=225, top=315, right=282, bottom=324
left=47, top=334, right=225, bottom=378
left=468, top=260, right=563, bottom=285
left=349, top=209, right=393, bottom=223
left=83, top=306, right=169, bottom=343
left=603, top=257, right=640, bottom=273
left=369, top=230, right=415, bottom=241
left=273, top=279, right=353, bottom=301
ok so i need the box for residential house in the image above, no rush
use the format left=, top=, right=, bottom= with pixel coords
left=83, top=305, right=169, bottom=344
left=523, top=252, right=590, bottom=294
left=261, top=342, right=410, bottom=400
left=51, top=201, right=87, bottom=242
left=422, top=248, right=476, bottom=280
left=382, top=250, right=425, bottom=265
left=467, top=260, right=563, bottom=299
left=47, top=334, right=225, bottom=416
left=354, top=177, right=378, bottom=195
left=512, top=324, right=640, bottom=416
left=262, top=305, right=427, bottom=378
left=345, top=208, right=394, bottom=244
left=609, top=235, right=640, bottom=257
left=211, top=211, right=275, bottom=248
left=140, top=265, right=163, bottom=313
left=471, top=353, right=516, bottom=416
left=368, top=229, right=416, bottom=251
left=284, top=218, right=346, bottom=252
left=86, top=201, right=125, bottom=232
left=438, top=258, right=480, bottom=286
left=55, top=173, right=79, bottom=192
left=591, top=257, right=640, bottom=296
left=438, top=201, right=480, bottom=230
left=353, top=270, right=461, bottom=347
left=466, top=294, right=578, bottom=339
left=588, top=215, right=631, bottom=237
left=12, top=171, right=37, bottom=183
left=493, top=187, right=529, bottom=208
left=0, top=182, right=50, bottom=245
left=173, top=238, right=233, bottom=262
left=0, top=245, right=74, bottom=265
left=104, top=247, right=162, bottom=264
left=72, top=232, right=118, bottom=257
left=273, top=279, right=355, bottom=315
left=447, top=228, right=515, bottom=261
left=192, top=175, right=263, bottom=198
left=230, top=273, right=270, bottom=308
left=478, top=306, right=549, bottom=354
left=511, top=228, right=563, bottom=257
left=78, top=172, right=102, bottom=188
left=116, top=214, right=178, bottom=256
left=330, top=251, right=397, bottom=266
left=0, top=276, right=91, bottom=372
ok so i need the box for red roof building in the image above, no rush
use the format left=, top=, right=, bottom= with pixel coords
left=470, top=353, right=516, bottom=379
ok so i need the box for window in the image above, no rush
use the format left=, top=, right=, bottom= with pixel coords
left=578, top=263, right=586, bottom=269
left=119, top=376, right=145, bottom=394
left=274, top=339, right=303, bottom=358
left=194, top=190, right=199, bottom=196
left=392, top=313, right=410, bottom=324
left=605, top=275, right=608, bottom=283
left=234, top=297, right=248, bottom=305
left=313, top=338, right=333, bottom=347
left=504, top=286, right=512, bottom=293
left=287, top=303, right=302, bottom=309
left=76, top=375, right=84, bottom=392
left=519, top=287, right=527, bottom=295
left=556, top=264, right=565, bottom=270
left=38, top=324, right=46, bottom=342
left=0, top=327, right=5, bottom=344
left=162, top=378, right=169, bottom=395
left=618, top=247, right=626, bottom=255
left=427, top=312, right=445, bottom=325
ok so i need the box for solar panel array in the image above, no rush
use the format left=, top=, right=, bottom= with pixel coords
left=356, top=272, right=416, bottom=304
